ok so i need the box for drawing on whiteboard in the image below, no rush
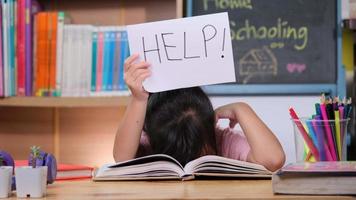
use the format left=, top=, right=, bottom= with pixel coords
left=239, top=46, right=277, bottom=84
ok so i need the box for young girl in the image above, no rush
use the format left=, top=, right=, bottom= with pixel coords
left=113, top=54, right=285, bottom=172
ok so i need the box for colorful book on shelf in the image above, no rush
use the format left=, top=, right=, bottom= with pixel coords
left=9, top=0, right=16, bottom=96
left=48, top=12, right=58, bottom=96
left=102, top=30, right=110, bottom=91
left=25, top=0, right=41, bottom=96
left=107, top=30, right=115, bottom=91
left=0, top=2, right=3, bottom=97
left=54, top=12, right=66, bottom=97
left=34, top=12, right=48, bottom=96
left=93, top=154, right=271, bottom=181
left=119, top=29, right=129, bottom=90
left=15, top=160, right=94, bottom=180
left=112, top=29, right=121, bottom=91
left=96, top=29, right=104, bottom=92
left=16, top=0, right=26, bottom=96
left=2, top=0, right=10, bottom=97
left=91, top=28, right=98, bottom=92
left=272, top=161, right=356, bottom=195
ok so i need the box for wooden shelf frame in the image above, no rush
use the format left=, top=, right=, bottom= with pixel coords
left=0, top=96, right=130, bottom=107
left=0, top=0, right=182, bottom=166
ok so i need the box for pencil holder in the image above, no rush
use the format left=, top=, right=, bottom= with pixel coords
left=292, top=118, right=349, bottom=162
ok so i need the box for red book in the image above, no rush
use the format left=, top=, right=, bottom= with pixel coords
left=56, top=163, right=93, bottom=181
left=15, top=160, right=94, bottom=181
left=16, top=0, right=26, bottom=96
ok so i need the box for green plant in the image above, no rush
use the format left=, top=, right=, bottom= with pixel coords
left=30, top=146, right=42, bottom=168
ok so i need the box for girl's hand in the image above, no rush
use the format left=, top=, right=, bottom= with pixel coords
left=214, top=103, right=242, bottom=128
left=124, top=54, right=151, bottom=101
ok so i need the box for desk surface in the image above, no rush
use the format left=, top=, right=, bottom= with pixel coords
left=7, top=180, right=356, bottom=199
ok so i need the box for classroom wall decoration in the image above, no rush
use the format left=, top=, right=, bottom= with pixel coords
left=188, top=0, right=337, bottom=85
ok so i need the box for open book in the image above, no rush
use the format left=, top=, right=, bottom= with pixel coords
left=93, top=154, right=271, bottom=181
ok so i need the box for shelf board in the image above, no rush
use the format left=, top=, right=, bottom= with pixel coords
left=0, top=96, right=130, bottom=107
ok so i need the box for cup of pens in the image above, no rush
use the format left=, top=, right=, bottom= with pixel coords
left=290, top=95, right=352, bottom=162
left=292, top=117, right=349, bottom=162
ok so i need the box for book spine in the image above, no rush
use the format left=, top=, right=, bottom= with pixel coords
left=54, top=12, right=64, bottom=97
left=107, top=30, right=115, bottom=91
left=31, top=8, right=37, bottom=95
left=25, top=0, right=40, bottom=96
left=25, top=0, right=31, bottom=96
left=2, top=0, right=9, bottom=96
left=0, top=2, right=3, bottom=97
left=112, top=29, right=121, bottom=91
left=79, top=25, right=86, bottom=96
left=49, top=12, right=57, bottom=96
left=102, top=30, right=110, bottom=91
left=96, top=29, right=103, bottom=91
left=119, top=29, right=128, bottom=90
left=70, top=25, right=79, bottom=96
left=9, top=0, right=15, bottom=96
left=84, top=25, right=93, bottom=96
left=66, top=25, right=74, bottom=96
left=91, top=28, right=97, bottom=92
left=16, top=0, right=25, bottom=96
left=60, top=25, right=69, bottom=96
left=35, top=12, right=47, bottom=96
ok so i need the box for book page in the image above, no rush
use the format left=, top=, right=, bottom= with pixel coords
left=109, top=154, right=183, bottom=168
left=184, top=155, right=271, bottom=176
left=94, top=154, right=186, bottom=180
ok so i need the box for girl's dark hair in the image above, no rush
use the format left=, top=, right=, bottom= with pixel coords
left=144, top=87, right=217, bottom=165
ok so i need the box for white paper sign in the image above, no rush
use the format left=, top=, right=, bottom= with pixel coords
left=127, top=12, right=235, bottom=93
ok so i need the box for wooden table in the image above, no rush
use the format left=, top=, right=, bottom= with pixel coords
left=6, top=180, right=356, bottom=199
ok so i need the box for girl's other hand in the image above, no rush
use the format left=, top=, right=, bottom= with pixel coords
left=214, top=103, right=241, bottom=128
left=124, top=54, right=151, bottom=101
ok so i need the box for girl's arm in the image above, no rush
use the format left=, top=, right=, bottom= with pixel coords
left=113, top=54, right=151, bottom=162
left=215, top=102, right=285, bottom=171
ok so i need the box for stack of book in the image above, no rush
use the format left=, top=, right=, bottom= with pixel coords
left=272, top=161, right=356, bottom=195
left=0, top=0, right=130, bottom=97
left=15, top=160, right=94, bottom=180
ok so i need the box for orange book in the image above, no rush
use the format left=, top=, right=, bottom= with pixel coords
left=48, top=12, right=58, bottom=96
left=35, top=12, right=49, bottom=96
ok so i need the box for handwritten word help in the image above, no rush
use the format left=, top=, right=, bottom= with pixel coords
left=127, top=13, right=235, bottom=93
left=142, top=25, right=227, bottom=63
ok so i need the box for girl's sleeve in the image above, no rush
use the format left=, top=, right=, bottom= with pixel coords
left=216, top=127, right=251, bottom=161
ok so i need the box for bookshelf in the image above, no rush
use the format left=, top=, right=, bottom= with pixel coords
left=0, top=0, right=183, bottom=167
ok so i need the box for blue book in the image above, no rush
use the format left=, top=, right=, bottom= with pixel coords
left=119, top=30, right=129, bottom=90
left=8, top=0, right=15, bottom=96
left=102, top=31, right=110, bottom=91
left=1, top=0, right=9, bottom=97
left=91, top=30, right=98, bottom=92
left=112, top=30, right=121, bottom=91
left=107, top=31, right=115, bottom=91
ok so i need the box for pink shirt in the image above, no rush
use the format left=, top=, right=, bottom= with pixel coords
left=136, top=127, right=251, bottom=161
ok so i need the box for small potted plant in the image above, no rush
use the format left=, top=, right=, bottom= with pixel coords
left=0, top=154, right=13, bottom=198
left=15, top=146, right=48, bottom=198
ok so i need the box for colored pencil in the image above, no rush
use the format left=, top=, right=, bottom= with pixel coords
left=289, top=107, right=320, bottom=161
